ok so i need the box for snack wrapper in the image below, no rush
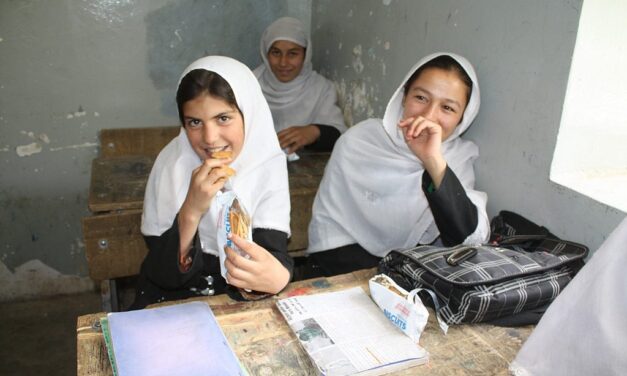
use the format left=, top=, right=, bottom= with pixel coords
left=282, top=148, right=300, bottom=162
left=216, top=190, right=251, bottom=279
left=215, top=191, right=271, bottom=301
left=369, top=274, right=429, bottom=343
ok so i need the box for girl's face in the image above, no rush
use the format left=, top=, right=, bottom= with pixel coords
left=182, top=94, right=244, bottom=161
left=267, top=40, right=306, bottom=82
left=402, top=67, right=468, bottom=141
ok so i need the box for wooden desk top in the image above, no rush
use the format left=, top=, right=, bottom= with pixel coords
left=88, top=152, right=330, bottom=213
left=76, top=270, right=532, bottom=376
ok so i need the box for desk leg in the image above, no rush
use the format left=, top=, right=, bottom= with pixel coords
left=100, top=279, right=119, bottom=312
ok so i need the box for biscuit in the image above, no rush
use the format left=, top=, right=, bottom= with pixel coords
left=211, top=150, right=232, bottom=159
left=228, top=199, right=250, bottom=239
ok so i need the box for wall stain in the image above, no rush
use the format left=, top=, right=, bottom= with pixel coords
left=16, top=142, right=42, bottom=157
left=352, top=44, right=364, bottom=74
left=48, top=142, right=98, bottom=152
left=66, top=105, right=87, bottom=119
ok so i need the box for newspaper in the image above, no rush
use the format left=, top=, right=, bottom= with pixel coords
left=276, top=287, right=428, bottom=376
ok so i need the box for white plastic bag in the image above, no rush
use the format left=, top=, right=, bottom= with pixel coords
left=369, top=274, right=429, bottom=343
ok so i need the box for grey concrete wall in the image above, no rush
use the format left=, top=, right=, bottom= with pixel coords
left=0, top=0, right=310, bottom=300
left=310, top=0, right=624, bottom=254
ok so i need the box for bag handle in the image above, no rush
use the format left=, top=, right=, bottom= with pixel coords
left=496, top=234, right=547, bottom=245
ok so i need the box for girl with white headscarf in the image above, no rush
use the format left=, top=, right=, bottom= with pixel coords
left=254, top=17, right=347, bottom=154
left=305, top=53, right=490, bottom=277
left=131, top=56, right=293, bottom=309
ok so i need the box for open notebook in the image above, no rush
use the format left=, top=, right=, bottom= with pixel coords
left=276, top=287, right=428, bottom=376
left=101, top=301, right=246, bottom=376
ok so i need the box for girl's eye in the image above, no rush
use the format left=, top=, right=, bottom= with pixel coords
left=442, top=105, right=456, bottom=113
left=186, top=119, right=202, bottom=128
left=218, top=115, right=230, bottom=123
left=415, top=95, right=427, bottom=102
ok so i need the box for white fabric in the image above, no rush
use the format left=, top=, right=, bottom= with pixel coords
left=253, top=17, right=346, bottom=133
left=141, top=56, right=290, bottom=256
left=510, top=216, right=627, bottom=376
left=307, top=52, right=489, bottom=256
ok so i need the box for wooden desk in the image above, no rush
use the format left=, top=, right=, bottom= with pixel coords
left=82, top=126, right=329, bottom=311
left=76, top=269, right=533, bottom=376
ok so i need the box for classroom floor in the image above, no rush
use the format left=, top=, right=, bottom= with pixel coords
left=0, top=291, right=103, bottom=376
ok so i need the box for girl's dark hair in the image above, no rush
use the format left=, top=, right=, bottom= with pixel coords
left=403, top=55, right=473, bottom=105
left=176, top=69, right=240, bottom=125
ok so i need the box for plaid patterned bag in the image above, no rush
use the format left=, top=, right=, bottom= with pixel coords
left=378, top=236, right=588, bottom=325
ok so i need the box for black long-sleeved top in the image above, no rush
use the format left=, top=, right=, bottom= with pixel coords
left=305, top=124, right=341, bottom=151
left=422, top=165, right=478, bottom=246
left=130, top=215, right=293, bottom=310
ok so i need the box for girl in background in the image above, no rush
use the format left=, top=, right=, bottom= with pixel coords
left=254, top=17, right=347, bottom=155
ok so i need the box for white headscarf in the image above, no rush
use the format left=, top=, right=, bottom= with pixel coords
left=253, top=17, right=346, bottom=133
left=510, top=216, right=627, bottom=376
left=308, top=52, right=489, bottom=256
left=141, top=56, right=291, bottom=256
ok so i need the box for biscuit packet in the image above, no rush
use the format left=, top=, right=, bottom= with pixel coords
left=215, top=191, right=271, bottom=301
left=369, top=274, right=429, bottom=343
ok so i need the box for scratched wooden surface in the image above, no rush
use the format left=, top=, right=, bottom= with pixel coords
left=76, top=269, right=532, bottom=376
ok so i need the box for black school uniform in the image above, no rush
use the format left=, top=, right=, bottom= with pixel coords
left=130, top=216, right=292, bottom=310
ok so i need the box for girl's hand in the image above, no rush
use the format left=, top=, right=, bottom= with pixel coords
left=398, top=116, right=445, bottom=161
left=180, top=158, right=231, bottom=221
left=277, top=125, right=320, bottom=153
left=224, top=234, right=290, bottom=294
left=178, top=157, right=231, bottom=267
left=398, top=117, right=447, bottom=188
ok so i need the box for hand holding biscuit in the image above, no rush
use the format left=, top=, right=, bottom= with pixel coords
left=211, top=150, right=236, bottom=183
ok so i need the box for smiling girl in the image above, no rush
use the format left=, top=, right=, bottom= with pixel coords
left=304, top=53, right=490, bottom=277
left=254, top=17, right=347, bottom=154
left=131, top=56, right=292, bottom=309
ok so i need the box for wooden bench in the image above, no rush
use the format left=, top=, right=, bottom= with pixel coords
left=82, top=126, right=329, bottom=311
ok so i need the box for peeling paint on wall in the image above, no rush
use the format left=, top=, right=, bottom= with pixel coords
left=352, top=44, right=364, bottom=74
left=66, top=105, right=87, bottom=119
left=170, top=29, right=183, bottom=49
left=382, top=0, right=392, bottom=5
left=16, top=142, right=42, bottom=157
left=336, top=78, right=375, bottom=127
left=447, top=9, right=460, bottom=27
left=19, top=130, right=51, bottom=144
left=0, top=259, right=94, bottom=302
left=81, top=0, right=134, bottom=24
left=15, top=131, right=53, bottom=156
left=49, top=142, right=98, bottom=152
